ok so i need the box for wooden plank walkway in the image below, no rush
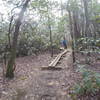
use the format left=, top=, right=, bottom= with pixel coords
left=49, top=49, right=68, bottom=67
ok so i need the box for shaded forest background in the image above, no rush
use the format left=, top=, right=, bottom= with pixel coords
left=0, top=0, right=100, bottom=58
left=0, top=0, right=100, bottom=99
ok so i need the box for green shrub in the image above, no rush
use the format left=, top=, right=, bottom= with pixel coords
left=17, top=37, right=46, bottom=56
left=70, top=66, right=100, bottom=99
left=76, top=37, right=100, bottom=51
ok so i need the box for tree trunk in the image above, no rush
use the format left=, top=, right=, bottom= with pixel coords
left=83, top=0, right=91, bottom=64
left=73, top=11, right=80, bottom=39
left=83, top=0, right=89, bottom=34
left=48, top=20, right=53, bottom=57
left=6, top=0, right=30, bottom=78
left=83, top=0, right=89, bottom=39
left=47, top=5, right=53, bottom=57
left=68, top=10, right=75, bottom=63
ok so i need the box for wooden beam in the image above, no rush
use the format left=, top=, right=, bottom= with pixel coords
left=49, top=49, right=68, bottom=67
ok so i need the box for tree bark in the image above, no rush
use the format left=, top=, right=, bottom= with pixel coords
left=48, top=18, right=53, bottom=57
left=83, top=0, right=91, bottom=64
left=6, top=0, right=30, bottom=78
left=47, top=4, right=53, bottom=57
left=68, top=10, right=75, bottom=63
left=73, top=11, right=80, bottom=39
left=83, top=0, right=89, bottom=36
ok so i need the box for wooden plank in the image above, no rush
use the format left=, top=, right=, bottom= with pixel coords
left=49, top=49, right=68, bottom=67
left=48, top=55, right=59, bottom=67
left=52, top=50, right=68, bottom=67
left=49, top=53, right=61, bottom=67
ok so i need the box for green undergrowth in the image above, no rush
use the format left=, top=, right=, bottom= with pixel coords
left=70, top=65, right=100, bottom=100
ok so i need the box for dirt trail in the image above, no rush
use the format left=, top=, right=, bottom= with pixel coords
left=0, top=50, right=79, bottom=100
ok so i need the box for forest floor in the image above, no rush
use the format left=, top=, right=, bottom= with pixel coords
left=0, top=49, right=100, bottom=100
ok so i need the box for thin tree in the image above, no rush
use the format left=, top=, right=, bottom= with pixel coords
left=48, top=18, right=53, bottom=57
left=82, top=0, right=91, bottom=63
left=6, top=0, right=31, bottom=78
left=67, top=1, right=76, bottom=63
left=47, top=2, right=53, bottom=57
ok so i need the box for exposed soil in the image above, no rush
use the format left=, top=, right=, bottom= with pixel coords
left=0, top=50, right=80, bottom=100
left=75, top=52, right=100, bottom=73
left=0, top=50, right=99, bottom=100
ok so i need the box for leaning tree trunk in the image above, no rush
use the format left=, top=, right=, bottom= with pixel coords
left=6, top=0, right=30, bottom=78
